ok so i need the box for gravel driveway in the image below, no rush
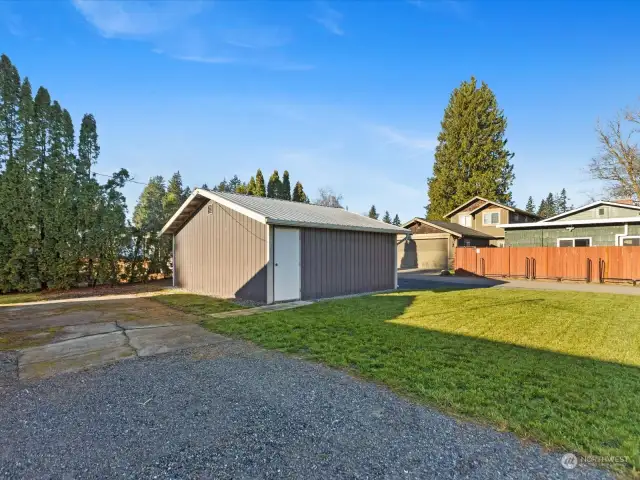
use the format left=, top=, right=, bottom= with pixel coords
left=0, top=340, right=610, bottom=479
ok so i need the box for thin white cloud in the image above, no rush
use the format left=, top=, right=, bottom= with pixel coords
left=372, top=125, right=437, bottom=151
left=72, top=0, right=312, bottom=71
left=311, top=2, right=344, bottom=36
left=172, top=55, right=238, bottom=65
left=220, top=26, right=291, bottom=50
left=72, top=0, right=202, bottom=38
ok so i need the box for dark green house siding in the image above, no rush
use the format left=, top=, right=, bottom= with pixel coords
left=505, top=224, right=640, bottom=247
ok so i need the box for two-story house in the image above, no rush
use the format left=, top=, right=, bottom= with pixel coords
left=398, top=196, right=539, bottom=271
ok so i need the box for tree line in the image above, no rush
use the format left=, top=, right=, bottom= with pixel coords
left=206, top=169, right=309, bottom=202
left=367, top=205, right=401, bottom=226
left=0, top=54, right=130, bottom=292
left=525, top=188, right=572, bottom=218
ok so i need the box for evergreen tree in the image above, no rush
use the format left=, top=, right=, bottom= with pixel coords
left=254, top=169, right=266, bottom=197
left=292, top=181, right=308, bottom=203
left=0, top=54, right=21, bottom=290
left=163, top=171, right=185, bottom=219
left=545, top=192, right=556, bottom=217
left=280, top=170, right=291, bottom=200
left=537, top=198, right=547, bottom=218
left=228, top=174, right=242, bottom=193
left=525, top=196, right=535, bottom=214
left=382, top=211, right=392, bottom=223
left=133, top=176, right=166, bottom=232
left=33, top=86, right=52, bottom=288
left=426, top=77, right=514, bottom=219
left=267, top=169, right=282, bottom=198
left=201, top=183, right=209, bottom=190
left=76, top=114, right=102, bottom=286
left=213, top=178, right=228, bottom=192
left=556, top=188, right=569, bottom=213
left=392, top=214, right=401, bottom=226
left=368, top=205, right=379, bottom=219
left=246, top=176, right=256, bottom=196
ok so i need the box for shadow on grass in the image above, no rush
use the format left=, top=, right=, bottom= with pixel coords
left=204, top=293, right=640, bottom=472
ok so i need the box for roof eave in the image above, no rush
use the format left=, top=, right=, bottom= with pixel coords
left=499, top=216, right=640, bottom=229
left=267, top=218, right=409, bottom=235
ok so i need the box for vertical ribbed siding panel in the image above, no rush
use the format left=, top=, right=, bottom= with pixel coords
left=173, top=201, right=268, bottom=302
left=300, top=228, right=396, bottom=300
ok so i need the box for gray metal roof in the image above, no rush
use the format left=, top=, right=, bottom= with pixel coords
left=403, top=218, right=496, bottom=239
left=423, top=220, right=496, bottom=239
left=162, top=189, right=409, bottom=235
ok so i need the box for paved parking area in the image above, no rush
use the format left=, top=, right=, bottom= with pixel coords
left=0, top=298, right=225, bottom=383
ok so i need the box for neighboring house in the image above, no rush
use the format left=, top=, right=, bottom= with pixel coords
left=445, top=196, right=540, bottom=246
left=398, top=197, right=539, bottom=271
left=398, top=218, right=495, bottom=270
left=161, top=189, right=408, bottom=303
left=500, top=200, right=640, bottom=247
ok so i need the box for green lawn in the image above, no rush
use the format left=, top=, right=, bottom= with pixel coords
left=151, top=293, right=246, bottom=315
left=201, top=288, right=640, bottom=474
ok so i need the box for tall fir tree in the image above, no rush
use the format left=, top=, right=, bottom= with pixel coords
left=246, top=176, right=256, bottom=196
left=0, top=54, right=21, bottom=291
left=163, top=171, right=185, bottom=220
left=267, top=170, right=282, bottom=198
left=254, top=169, right=266, bottom=197
left=292, top=181, right=308, bottom=203
left=392, top=214, right=401, bottom=226
left=33, top=86, right=52, bottom=288
left=77, top=114, right=102, bottom=284
left=382, top=211, right=392, bottom=223
left=426, top=77, right=514, bottom=219
left=280, top=170, right=291, bottom=200
left=368, top=205, right=379, bottom=219
left=556, top=188, right=569, bottom=213
left=525, top=196, right=535, bottom=214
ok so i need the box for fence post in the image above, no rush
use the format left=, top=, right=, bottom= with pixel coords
left=586, top=258, right=591, bottom=283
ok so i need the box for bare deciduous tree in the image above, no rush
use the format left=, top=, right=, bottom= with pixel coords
left=314, top=187, right=344, bottom=209
left=589, top=108, right=640, bottom=202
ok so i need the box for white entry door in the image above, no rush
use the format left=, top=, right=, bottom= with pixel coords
left=274, top=228, right=301, bottom=301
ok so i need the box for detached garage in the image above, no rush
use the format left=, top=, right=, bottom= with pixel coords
left=161, top=189, right=408, bottom=303
left=398, top=218, right=495, bottom=271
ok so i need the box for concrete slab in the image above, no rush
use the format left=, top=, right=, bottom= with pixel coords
left=54, top=322, right=119, bottom=343
left=19, top=332, right=136, bottom=380
left=126, top=324, right=227, bottom=357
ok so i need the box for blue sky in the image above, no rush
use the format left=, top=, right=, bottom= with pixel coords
left=1, top=0, right=639, bottom=221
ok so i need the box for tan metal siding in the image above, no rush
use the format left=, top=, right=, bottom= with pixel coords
left=300, top=228, right=395, bottom=299
left=174, top=200, right=268, bottom=302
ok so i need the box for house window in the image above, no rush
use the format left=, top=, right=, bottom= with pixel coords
left=464, top=239, right=472, bottom=247
left=483, top=212, right=500, bottom=225
left=557, top=238, right=592, bottom=247
left=459, top=215, right=472, bottom=227
left=620, top=236, right=640, bottom=246
left=598, top=208, right=605, bottom=216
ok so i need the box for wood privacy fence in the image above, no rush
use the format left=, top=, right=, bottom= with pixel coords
left=455, top=247, right=640, bottom=284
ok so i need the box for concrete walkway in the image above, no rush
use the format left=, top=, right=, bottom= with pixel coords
left=0, top=290, right=171, bottom=308
left=399, top=272, right=640, bottom=295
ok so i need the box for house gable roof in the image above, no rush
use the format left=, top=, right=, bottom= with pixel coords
left=539, top=201, right=640, bottom=223
left=403, top=218, right=496, bottom=239
left=161, top=189, right=409, bottom=235
left=445, top=196, right=540, bottom=220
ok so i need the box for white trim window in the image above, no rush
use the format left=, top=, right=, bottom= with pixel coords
left=619, top=236, right=640, bottom=246
left=459, top=215, right=472, bottom=227
left=483, top=211, right=500, bottom=225
left=557, top=237, right=592, bottom=247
